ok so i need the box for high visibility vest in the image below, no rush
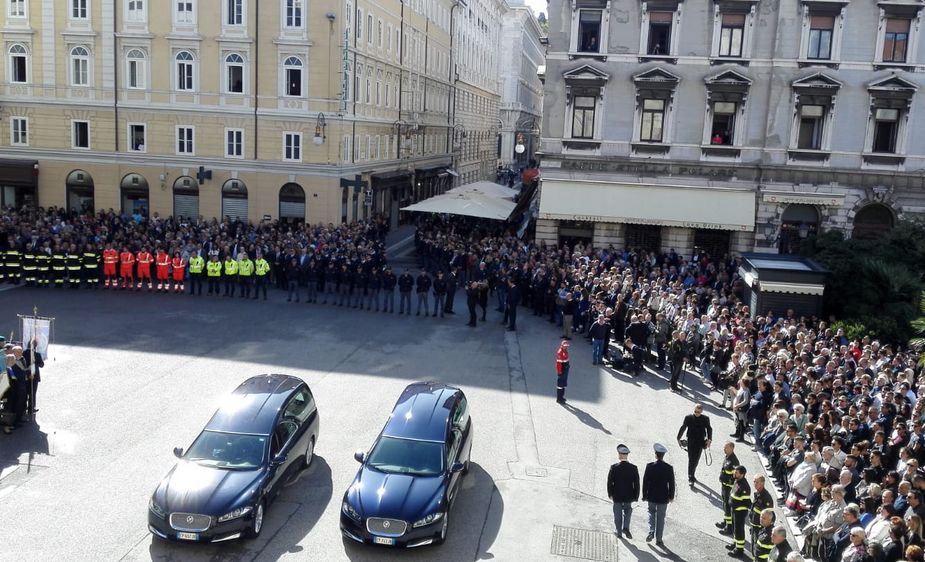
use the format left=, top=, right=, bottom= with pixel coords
left=238, top=259, right=254, bottom=276
left=255, top=259, right=270, bottom=276
left=223, top=259, right=238, bottom=275
left=207, top=261, right=222, bottom=277
left=189, top=255, right=205, bottom=274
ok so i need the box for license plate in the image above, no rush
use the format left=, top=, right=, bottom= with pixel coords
left=176, top=532, right=199, bottom=541
left=373, top=537, right=395, bottom=546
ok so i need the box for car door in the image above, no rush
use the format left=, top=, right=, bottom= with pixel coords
left=267, top=416, right=299, bottom=496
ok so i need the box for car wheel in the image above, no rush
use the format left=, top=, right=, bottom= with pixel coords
left=302, top=437, right=315, bottom=469
left=246, top=500, right=265, bottom=539
left=435, top=512, right=449, bottom=545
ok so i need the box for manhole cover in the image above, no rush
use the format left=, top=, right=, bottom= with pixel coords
left=550, top=526, right=618, bottom=561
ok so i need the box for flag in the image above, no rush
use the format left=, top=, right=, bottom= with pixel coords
left=20, top=317, right=52, bottom=358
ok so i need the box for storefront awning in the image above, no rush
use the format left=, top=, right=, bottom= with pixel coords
left=402, top=192, right=515, bottom=220
left=447, top=181, right=519, bottom=200
left=538, top=179, right=755, bottom=231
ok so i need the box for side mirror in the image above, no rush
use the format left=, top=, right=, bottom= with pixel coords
left=354, top=450, right=366, bottom=463
left=451, top=462, right=465, bottom=474
left=272, top=453, right=288, bottom=466
left=173, top=447, right=184, bottom=458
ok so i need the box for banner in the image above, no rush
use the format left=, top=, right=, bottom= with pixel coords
left=20, top=317, right=52, bottom=358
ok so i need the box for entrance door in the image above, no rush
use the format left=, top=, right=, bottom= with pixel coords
left=625, top=224, right=662, bottom=252
left=173, top=176, right=199, bottom=221
left=279, top=183, right=305, bottom=223
left=559, top=220, right=594, bottom=248
left=66, top=169, right=95, bottom=215
left=693, top=229, right=731, bottom=262
left=120, top=173, right=150, bottom=217
left=221, top=179, right=248, bottom=221
left=779, top=204, right=819, bottom=254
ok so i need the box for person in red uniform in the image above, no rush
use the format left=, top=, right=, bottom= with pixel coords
left=102, top=244, right=119, bottom=288
left=136, top=247, right=153, bottom=291
left=155, top=249, right=170, bottom=292
left=170, top=252, right=186, bottom=293
left=556, top=338, right=570, bottom=404
left=119, top=247, right=135, bottom=289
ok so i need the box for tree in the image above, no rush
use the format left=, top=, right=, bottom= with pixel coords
left=912, top=290, right=925, bottom=361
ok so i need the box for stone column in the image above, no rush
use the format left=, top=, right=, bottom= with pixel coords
left=535, top=218, right=559, bottom=247
left=593, top=222, right=625, bottom=249
left=661, top=227, right=693, bottom=258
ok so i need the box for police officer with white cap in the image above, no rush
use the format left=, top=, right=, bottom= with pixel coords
left=607, top=443, right=640, bottom=539
left=642, top=443, right=676, bottom=546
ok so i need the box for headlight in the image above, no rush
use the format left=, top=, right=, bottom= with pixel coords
left=342, top=501, right=362, bottom=521
left=148, top=498, right=166, bottom=518
left=412, top=512, right=444, bottom=528
left=217, top=506, right=253, bottom=523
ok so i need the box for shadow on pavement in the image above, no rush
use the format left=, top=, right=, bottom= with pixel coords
left=148, top=456, right=333, bottom=562
left=561, top=402, right=612, bottom=435
left=0, top=421, right=49, bottom=476
left=691, top=481, right=723, bottom=509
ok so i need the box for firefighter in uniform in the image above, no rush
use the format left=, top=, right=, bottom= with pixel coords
left=206, top=255, right=222, bottom=295
left=66, top=244, right=82, bottom=289
left=119, top=246, right=135, bottom=289
left=223, top=254, right=238, bottom=297
left=254, top=251, right=270, bottom=300
left=35, top=243, right=51, bottom=287
left=22, top=244, right=37, bottom=287
left=51, top=244, right=67, bottom=288
left=6, top=242, right=21, bottom=284
left=102, top=244, right=118, bottom=288
left=136, top=247, right=154, bottom=291
left=750, top=475, right=774, bottom=548
left=188, top=250, right=204, bottom=296
left=726, top=465, right=751, bottom=558
left=82, top=244, right=100, bottom=288
left=171, top=251, right=186, bottom=293
left=155, top=249, right=170, bottom=292
left=237, top=251, right=254, bottom=298
left=716, top=442, right=739, bottom=535
left=752, top=508, right=775, bottom=562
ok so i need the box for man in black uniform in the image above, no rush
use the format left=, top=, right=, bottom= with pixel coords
left=382, top=267, right=396, bottom=313
left=750, top=475, right=774, bottom=549
left=677, top=403, right=712, bottom=484
left=642, top=443, right=675, bottom=547
left=432, top=271, right=447, bottom=318
left=51, top=244, right=66, bottom=288
left=466, top=281, right=479, bottom=327
left=607, top=444, right=640, bottom=539
left=716, top=441, right=739, bottom=534
left=667, top=331, right=689, bottom=392
left=66, top=244, right=82, bottom=289
left=415, top=269, right=431, bottom=316
left=503, top=278, right=520, bottom=331
left=398, top=269, right=414, bottom=314
left=22, top=338, right=43, bottom=416
left=752, top=508, right=775, bottom=562
left=726, top=465, right=751, bottom=557
left=82, top=243, right=100, bottom=288
left=443, top=266, right=458, bottom=314
left=368, top=266, right=382, bottom=311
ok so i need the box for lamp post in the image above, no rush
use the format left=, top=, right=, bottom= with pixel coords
left=313, top=113, right=326, bottom=146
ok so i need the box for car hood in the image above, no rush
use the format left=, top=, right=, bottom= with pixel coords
left=156, top=461, right=264, bottom=515
left=350, top=467, right=445, bottom=521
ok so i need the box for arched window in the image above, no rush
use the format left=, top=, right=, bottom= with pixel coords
left=853, top=204, right=895, bottom=240
left=8, top=44, right=27, bottom=83
left=279, top=183, right=306, bottom=223
left=66, top=170, right=94, bottom=215
left=175, top=50, right=195, bottom=91
left=283, top=56, right=302, bottom=96
left=779, top=204, right=820, bottom=254
left=225, top=53, right=244, bottom=93
left=221, top=179, right=248, bottom=221
left=173, top=176, right=199, bottom=220
left=120, top=173, right=150, bottom=217
left=126, top=49, right=146, bottom=89
left=70, top=46, right=89, bottom=86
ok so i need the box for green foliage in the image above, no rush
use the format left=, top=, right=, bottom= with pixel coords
left=799, top=220, right=925, bottom=345
left=912, top=291, right=925, bottom=358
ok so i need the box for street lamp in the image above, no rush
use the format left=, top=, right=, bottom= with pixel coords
left=514, top=132, right=526, bottom=154
left=313, top=113, right=326, bottom=146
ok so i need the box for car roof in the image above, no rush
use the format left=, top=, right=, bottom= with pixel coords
left=382, top=382, right=462, bottom=442
left=204, top=374, right=305, bottom=435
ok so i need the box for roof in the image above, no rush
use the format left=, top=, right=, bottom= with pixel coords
left=204, top=374, right=303, bottom=435
left=382, top=382, right=461, bottom=442
left=740, top=253, right=829, bottom=274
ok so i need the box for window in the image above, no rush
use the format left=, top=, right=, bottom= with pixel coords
left=10, top=117, right=27, bottom=146
left=367, top=14, right=373, bottom=43
left=226, top=128, right=243, bottom=157
left=807, top=16, right=834, bottom=60
left=226, top=0, right=243, bottom=25
left=571, top=95, right=596, bottom=139
left=176, top=51, right=194, bottom=91
left=284, top=132, right=302, bottom=161
left=70, top=47, right=89, bottom=86
left=648, top=11, right=673, bottom=55
left=872, top=108, right=899, bottom=153
left=127, top=0, right=145, bottom=22
left=72, top=0, right=88, bottom=19
left=9, top=0, right=25, bottom=17
left=9, top=44, right=27, bottom=83
left=126, top=49, right=145, bottom=89
left=639, top=99, right=665, bottom=142
left=284, top=0, right=302, bottom=28
left=710, top=101, right=737, bottom=145
left=718, top=13, right=745, bottom=57
left=377, top=19, right=383, bottom=48
left=177, top=126, right=194, bottom=154
left=129, top=123, right=146, bottom=152
left=577, top=10, right=602, bottom=53
left=883, top=18, right=910, bottom=63
left=175, top=1, right=194, bottom=24
left=797, top=104, right=825, bottom=149
left=225, top=53, right=244, bottom=93
left=387, top=23, right=392, bottom=50
left=73, top=121, right=89, bottom=149
left=357, top=9, right=363, bottom=40
left=284, top=56, right=302, bottom=96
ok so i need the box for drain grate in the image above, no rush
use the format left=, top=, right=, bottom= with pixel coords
left=550, top=525, right=619, bottom=561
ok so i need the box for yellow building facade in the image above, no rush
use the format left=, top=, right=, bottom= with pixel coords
left=0, top=0, right=477, bottom=226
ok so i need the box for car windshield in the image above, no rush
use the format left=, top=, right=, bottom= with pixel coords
left=185, top=430, right=266, bottom=470
left=366, top=436, right=444, bottom=477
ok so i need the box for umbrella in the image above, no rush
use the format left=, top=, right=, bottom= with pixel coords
left=447, top=181, right=519, bottom=200
left=401, top=192, right=516, bottom=221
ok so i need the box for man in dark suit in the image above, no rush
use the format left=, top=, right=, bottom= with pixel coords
left=642, top=443, right=675, bottom=546
left=607, top=444, right=640, bottom=539
left=677, top=404, right=713, bottom=484
left=503, top=278, right=520, bottom=331
left=22, top=338, right=44, bottom=416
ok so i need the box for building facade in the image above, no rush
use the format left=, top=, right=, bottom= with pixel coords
left=540, top=0, right=925, bottom=257
left=498, top=1, right=544, bottom=168
left=0, top=0, right=494, bottom=226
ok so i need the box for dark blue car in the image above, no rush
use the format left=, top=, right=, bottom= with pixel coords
left=340, top=381, right=473, bottom=548
left=148, top=374, right=320, bottom=542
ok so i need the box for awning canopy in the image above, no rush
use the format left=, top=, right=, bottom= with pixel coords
left=447, top=181, right=519, bottom=200
left=539, top=179, right=756, bottom=231
left=402, top=192, right=516, bottom=220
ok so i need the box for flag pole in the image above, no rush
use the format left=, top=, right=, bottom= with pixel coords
left=29, top=306, right=37, bottom=420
